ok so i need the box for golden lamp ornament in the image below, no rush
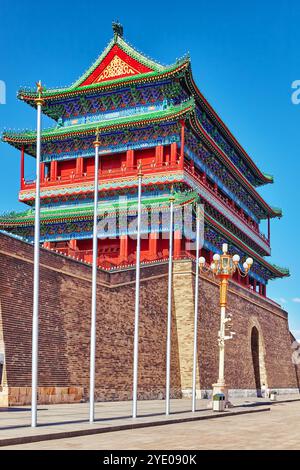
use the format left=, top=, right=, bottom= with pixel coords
left=198, top=243, right=254, bottom=405
left=198, top=243, right=253, bottom=307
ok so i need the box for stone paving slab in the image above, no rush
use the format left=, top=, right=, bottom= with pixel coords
left=9, top=400, right=298, bottom=450
left=0, top=395, right=298, bottom=447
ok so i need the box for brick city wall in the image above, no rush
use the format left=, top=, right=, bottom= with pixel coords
left=0, top=232, right=298, bottom=405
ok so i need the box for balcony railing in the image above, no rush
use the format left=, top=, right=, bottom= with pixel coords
left=183, top=162, right=270, bottom=246
left=49, top=246, right=171, bottom=270
left=21, top=160, right=183, bottom=190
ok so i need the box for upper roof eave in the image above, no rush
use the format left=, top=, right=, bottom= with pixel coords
left=187, top=112, right=280, bottom=220
left=2, top=98, right=195, bottom=148
left=181, top=71, right=273, bottom=187
left=271, top=206, right=283, bottom=218
left=271, top=264, right=290, bottom=277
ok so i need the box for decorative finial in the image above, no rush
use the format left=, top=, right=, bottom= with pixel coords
left=93, top=127, right=100, bottom=147
left=35, top=80, right=44, bottom=106
left=36, top=81, right=43, bottom=97
left=112, top=21, right=123, bottom=39
left=222, top=243, right=228, bottom=254
left=169, top=184, right=175, bottom=202
left=137, top=160, right=143, bottom=177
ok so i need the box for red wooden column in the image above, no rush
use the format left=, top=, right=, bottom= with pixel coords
left=50, top=160, right=58, bottom=181
left=20, top=146, right=25, bottom=189
left=155, top=145, right=163, bottom=166
left=40, top=163, right=45, bottom=183
left=69, top=239, right=77, bottom=250
left=126, top=149, right=134, bottom=169
left=68, top=239, right=77, bottom=257
left=174, top=230, right=182, bottom=258
left=119, top=235, right=129, bottom=262
left=170, top=142, right=177, bottom=164
left=267, top=216, right=271, bottom=244
left=149, top=232, right=158, bottom=260
left=76, top=157, right=84, bottom=177
left=180, top=120, right=185, bottom=168
left=253, top=279, right=257, bottom=293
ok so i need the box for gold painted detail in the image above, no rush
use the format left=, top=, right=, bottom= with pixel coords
left=35, top=81, right=44, bottom=106
left=95, top=55, right=138, bottom=82
left=220, top=277, right=229, bottom=307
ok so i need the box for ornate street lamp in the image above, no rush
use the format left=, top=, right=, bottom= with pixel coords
left=199, top=243, right=253, bottom=405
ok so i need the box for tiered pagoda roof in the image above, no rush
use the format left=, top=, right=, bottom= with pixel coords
left=5, top=28, right=272, bottom=188
left=0, top=22, right=289, bottom=282
left=3, top=27, right=280, bottom=219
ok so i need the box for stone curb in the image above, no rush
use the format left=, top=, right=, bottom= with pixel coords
left=268, top=398, right=300, bottom=405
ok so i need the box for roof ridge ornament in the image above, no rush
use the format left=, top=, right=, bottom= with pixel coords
left=112, top=21, right=123, bottom=41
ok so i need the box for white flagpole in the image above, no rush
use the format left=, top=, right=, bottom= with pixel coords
left=192, top=204, right=201, bottom=412
left=89, top=129, right=100, bottom=423
left=31, top=81, right=43, bottom=428
left=166, top=190, right=175, bottom=416
left=132, top=163, right=143, bottom=419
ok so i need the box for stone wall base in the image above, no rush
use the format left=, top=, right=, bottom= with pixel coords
left=0, top=386, right=84, bottom=407
left=229, top=388, right=300, bottom=399
left=182, top=388, right=300, bottom=400
left=0, top=386, right=298, bottom=407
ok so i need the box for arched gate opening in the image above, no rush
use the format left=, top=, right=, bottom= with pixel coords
left=251, top=326, right=262, bottom=396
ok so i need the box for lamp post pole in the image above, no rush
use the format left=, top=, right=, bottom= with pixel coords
left=89, top=129, right=100, bottom=423
left=31, top=81, right=43, bottom=428
left=132, top=163, right=143, bottom=419
left=216, top=283, right=228, bottom=390
left=199, top=243, right=253, bottom=405
left=192, top=204, right=201, bottom=412
left=166, top=189, right=175, bottom=416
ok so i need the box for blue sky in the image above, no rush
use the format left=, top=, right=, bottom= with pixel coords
left=0, top=0, right=300, bottom=336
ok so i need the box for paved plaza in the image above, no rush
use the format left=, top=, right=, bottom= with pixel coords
left=6, top=400, right=298, bottom=450
left=0, top=396, right=299, bottom=450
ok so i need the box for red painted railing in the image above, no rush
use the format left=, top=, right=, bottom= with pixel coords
left=21, top=160, right=183, bottom=190
left=183, top=162, right=270, bottom=246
